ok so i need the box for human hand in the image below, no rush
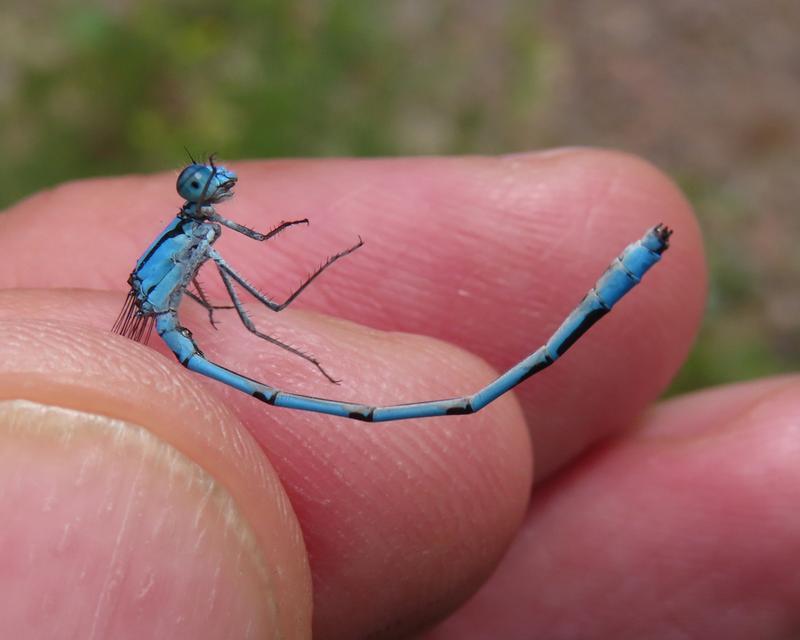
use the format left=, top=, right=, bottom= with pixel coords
left=0, top=151, right=790, bottom=639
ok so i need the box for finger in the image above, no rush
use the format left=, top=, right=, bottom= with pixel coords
left=1, top=288, right=533, bottom=639
left=0, top=300, right=311, bottom=638
left=423, top=376, right=800, bottom=639
left=0, top=150, right=706, bottom=478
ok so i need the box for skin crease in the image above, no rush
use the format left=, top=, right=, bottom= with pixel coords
left=0, top=151, right=795, bottom=638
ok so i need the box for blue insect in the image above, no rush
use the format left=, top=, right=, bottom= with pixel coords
left=115, top=157, right=672, bottom=422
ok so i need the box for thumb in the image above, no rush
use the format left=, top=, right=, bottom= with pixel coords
left=0, top=314, right=311, bottom=639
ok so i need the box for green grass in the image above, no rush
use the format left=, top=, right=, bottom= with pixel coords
left=0, top=2, right=547, bottom=205
left=1, top=2, right=399, bottom=203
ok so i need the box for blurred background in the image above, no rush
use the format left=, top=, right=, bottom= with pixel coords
left=0, top=0, right=797, bottom=393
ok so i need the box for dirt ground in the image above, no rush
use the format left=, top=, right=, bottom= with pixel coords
left=542, top=1, right=800, bottom=385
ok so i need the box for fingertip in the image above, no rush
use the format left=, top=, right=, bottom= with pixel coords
left=482, top=147, right=707, bottom=474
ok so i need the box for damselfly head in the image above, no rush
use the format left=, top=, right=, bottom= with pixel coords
left=177, top=163, right=238, bottom=204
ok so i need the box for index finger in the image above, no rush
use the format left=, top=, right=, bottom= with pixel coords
left=0, top=149, right=705, bottom=476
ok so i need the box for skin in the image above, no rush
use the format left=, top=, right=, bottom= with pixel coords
left=0, top=149, right=797, bottom=639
